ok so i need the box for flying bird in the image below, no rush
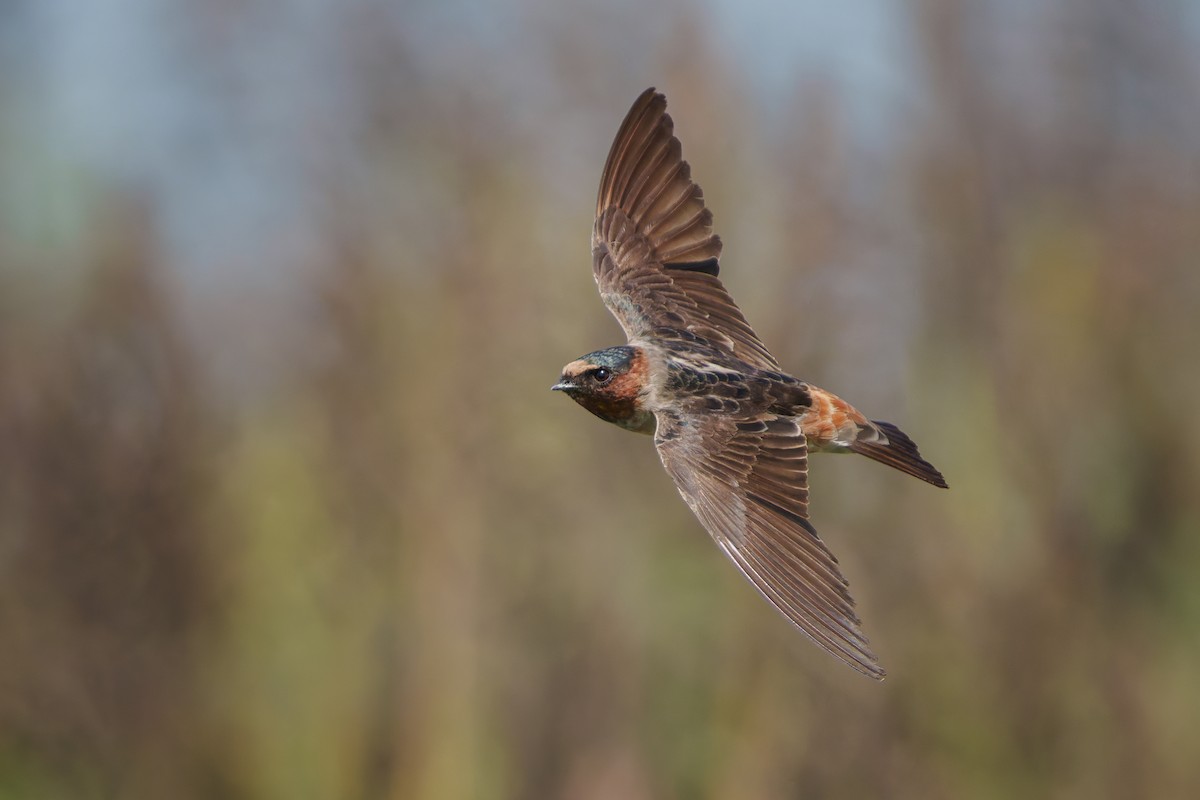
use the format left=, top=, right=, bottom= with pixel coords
left=553, top=88, right=947, bottom=679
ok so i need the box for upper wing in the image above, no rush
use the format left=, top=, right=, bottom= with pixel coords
left=655, top=409, right=884, bottom=679
left=592, top=88, right=780, bottom=371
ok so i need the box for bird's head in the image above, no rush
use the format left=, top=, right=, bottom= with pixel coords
left=552, top=346, right=653, bottom=432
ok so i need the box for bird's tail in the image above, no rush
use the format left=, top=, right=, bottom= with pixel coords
left=850, top=420, right=948, bottom=488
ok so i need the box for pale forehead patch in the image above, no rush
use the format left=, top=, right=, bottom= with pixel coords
left=561, top=359, right=593, bottom=377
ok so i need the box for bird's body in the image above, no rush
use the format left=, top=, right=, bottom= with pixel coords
left=554, top=88, right=946, bottom=679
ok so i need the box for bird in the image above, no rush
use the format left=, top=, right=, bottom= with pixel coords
left=552, top=88, right=947, bottom=679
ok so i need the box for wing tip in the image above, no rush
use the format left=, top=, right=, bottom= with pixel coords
left=854, top=653, right=888, bottom=681
left=822, top=624, right=887, bottom=681
left=596, top=87, right=721, bottom=265
left=804, top=623, right=887, bottom=681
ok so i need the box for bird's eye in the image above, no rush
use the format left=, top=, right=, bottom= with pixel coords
left=592, top=367, right=612, bottom=384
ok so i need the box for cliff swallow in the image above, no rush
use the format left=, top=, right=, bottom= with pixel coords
left=554, top=88, right=947, bottom=679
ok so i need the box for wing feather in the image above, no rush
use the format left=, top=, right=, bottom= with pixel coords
left=592, top=89, right=779, bottom=370
left=655, top=411, right=885, bottom=679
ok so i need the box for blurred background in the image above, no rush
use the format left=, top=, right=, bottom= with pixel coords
left=2, top=0, right=1199, bottom=797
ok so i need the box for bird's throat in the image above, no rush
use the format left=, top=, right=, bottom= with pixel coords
left=571, top=390, right=655, bottom=434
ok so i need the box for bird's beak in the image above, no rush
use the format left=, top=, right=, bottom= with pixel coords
left=551, top=379, right=574, bottom=392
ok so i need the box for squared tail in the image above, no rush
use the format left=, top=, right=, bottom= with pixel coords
left=849, top=421, right=948, bottom=488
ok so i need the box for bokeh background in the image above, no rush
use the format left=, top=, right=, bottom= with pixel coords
left=2, top=1, right=1199, bottom=798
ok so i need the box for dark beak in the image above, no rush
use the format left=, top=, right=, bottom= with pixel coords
left=551, top=380, right=574, bottom=392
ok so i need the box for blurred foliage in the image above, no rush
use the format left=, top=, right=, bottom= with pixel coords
left=2, top=1, right=1200, bottom=798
